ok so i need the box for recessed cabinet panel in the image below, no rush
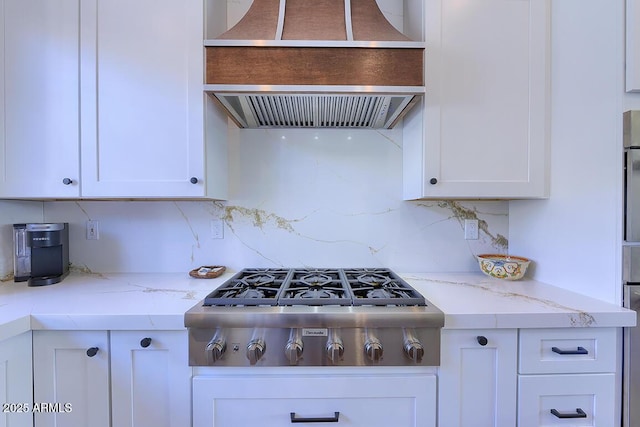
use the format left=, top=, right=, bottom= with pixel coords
left=80, top=0, right=207, bottom=198
left=519, top=328, right=616, bottom=374
left=110, top=331, right=191, bottom=427
left=403, top=0, right=550, bottom=199
left=438, top=329, right=518, bottom=427
left=0, top=332, right=32, bottom=427
left=193, top=373, right=436, bottom=427
left=627, top=0, right=640, bottom=92
left=0, top=0, right=80, bottom=198
left=518, top=374, right=615, bottom=427
left=33, top=330, right=110, bottom=427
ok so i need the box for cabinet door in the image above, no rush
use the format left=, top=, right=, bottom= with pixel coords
left=193, top=373, right=436, bottom=427
left=403, top=0, right=550, bottom=199
left=0, top=0, right=80, bottom=198
left=627, top=0, right=640, bottom=92
left=33, top=330, right=110, bottom=427
left=79, top=0, right=220, bottom=198
left=110, top=331, right=191, bottom=427
left=438, top=329, right=518, bottom=427
left=0, top=332, right=33, bottom=427
left=518, top=374, right=615, bottom=427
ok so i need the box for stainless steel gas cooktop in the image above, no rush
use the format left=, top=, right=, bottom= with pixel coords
left=185, top=268, right=444, bottom=367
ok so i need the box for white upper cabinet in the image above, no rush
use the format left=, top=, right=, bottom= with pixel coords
left=0, top=0, right=227, bottom=200
left=79, top=0, right=226, bottom=199
left=627, top=0, right=640, bottom=92
left=0, top=0, right=81, bottom=198
left=403, top=0, right=550, bottom=199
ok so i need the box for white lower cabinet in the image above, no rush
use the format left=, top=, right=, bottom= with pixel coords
left=518, top=374, right=615, bottom=427
left=33, top=330, right=110, bottom=427
left=438, top=329, right=518, bottom=427
left=110, top=331, right=191, bottom=427
left=517, top=328, right=618, bottom=427
left=33, top=330, right=190, bottom=427
left=0, top=332, right=33, bottom=427
left=192, top=372, right=436, bottom=427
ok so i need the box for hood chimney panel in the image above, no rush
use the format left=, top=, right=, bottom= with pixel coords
left=282, top=0, right=347, bottom=40
left=217, top=0, right=280, bottom=40
left=351, top=0, right=411, bottom=41
left=205, top=0, right=425, bottom=129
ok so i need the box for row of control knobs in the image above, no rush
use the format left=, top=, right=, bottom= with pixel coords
left=205, top=329, right=425, bottom=365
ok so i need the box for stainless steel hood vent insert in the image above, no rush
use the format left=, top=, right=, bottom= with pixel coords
left=213, top=93, right=418, bottom=129
left=205, top=0, right=425, bottom=129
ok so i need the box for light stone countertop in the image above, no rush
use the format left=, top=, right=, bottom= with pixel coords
left=0, top=271, right=635, bottom=342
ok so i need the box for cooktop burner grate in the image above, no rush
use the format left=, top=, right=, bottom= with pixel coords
left=202, top=268, right=426, bottom=307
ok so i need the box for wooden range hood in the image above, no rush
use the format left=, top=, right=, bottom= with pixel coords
left=205, top=0, right=425, bottom=129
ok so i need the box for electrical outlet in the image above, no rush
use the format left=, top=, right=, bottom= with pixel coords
left=211, top=219, right=224, bottom=239
left=86, top=220, right=99, bottom=240
left=464, top=219, right=479, bottom=240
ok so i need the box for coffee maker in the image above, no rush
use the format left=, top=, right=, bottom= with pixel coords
left=13, top=223, right=70, bottom=286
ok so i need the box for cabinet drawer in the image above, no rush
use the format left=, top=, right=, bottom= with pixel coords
left=518, top=374, right=615, bottom=427
left=519, top=328, right=616, bottom=374
left=193, top=373, right=436, bottom=427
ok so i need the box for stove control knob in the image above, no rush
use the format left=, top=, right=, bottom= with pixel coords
left=403, top=338, right=425, bottom=363
left=246, top=338, right=266, bottom=365
left=365, top=336, right=384, bottom=363
left=326, top=330, right=344, bottom=364
left=285, top=329, right=304, bottom=365
left=403, top=329, right=424, bottom=363
left=205, top=337, right=227, bottom=364
left=285, top=339, right=304, bottom=365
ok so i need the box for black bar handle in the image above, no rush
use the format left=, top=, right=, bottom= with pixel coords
left=551, top=346, right=588, bottom=355
left=550, top=408, right=587, bottom=419
left=290, top=412, right=340, bottom=423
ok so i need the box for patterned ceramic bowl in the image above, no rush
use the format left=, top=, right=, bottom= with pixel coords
left=476, top=254, right=531, bottom=280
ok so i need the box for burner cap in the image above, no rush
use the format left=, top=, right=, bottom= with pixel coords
left=367, top=288, right=393, bottom=299
left=298, top=288, right=339, bottom=299
left=357, top=273, right=392, bottom=287
left=237, top=288, right=266, bottom=299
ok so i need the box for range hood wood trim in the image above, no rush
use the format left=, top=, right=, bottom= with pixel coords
left=206, top=46, right=424, bottom=86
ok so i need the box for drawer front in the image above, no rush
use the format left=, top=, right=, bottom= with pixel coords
left=518, top=374, right=615, bottom=427
left=519, top=328, right=616, bottom=374
left=193, top=373, right=436, bottom=427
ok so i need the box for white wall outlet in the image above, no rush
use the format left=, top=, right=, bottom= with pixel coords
left=210, top=219, right=224, bottom=239
left=464, top=219, right=479, bottom=240
left=86, top=220, right=99, bottom=240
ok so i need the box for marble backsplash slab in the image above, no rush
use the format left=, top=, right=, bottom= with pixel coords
left=1, top=128, right=508, bottom=277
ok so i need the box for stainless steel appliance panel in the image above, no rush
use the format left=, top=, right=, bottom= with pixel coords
left=626, top=149, right=640, bottom=241
left=624, top=285, right=640, bottom=427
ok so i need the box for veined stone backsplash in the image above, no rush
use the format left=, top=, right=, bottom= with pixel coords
left=0, top=128, right=508, bottom=278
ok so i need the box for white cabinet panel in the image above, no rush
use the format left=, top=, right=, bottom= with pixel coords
left=33, top=331, right=110, bottom=427
left=519, top=328, right=616, bottom=374
left=110, top=331, right=191, bottom=427
left=0, top=332, right=33, bottom=427
left=0, top=0, right=227, bottom=200
left=627, top=0, right=640, bottom=91
left=403, top=0, right=550, bottom=199
left=518, top=374, right=615, bottom=427
left=80, top=0, right=218, bottom=198
left=438, top=329, right=518, bottom=427
left=193, top=373, right=436, bottom=427
left=0, top=0, right=80, bottom=198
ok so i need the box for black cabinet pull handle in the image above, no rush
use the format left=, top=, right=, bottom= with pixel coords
left=477, top=336, right=488, bottom=346
left=140, top=337, right=152, bottom=348
left=86, top=347, right=99, bottom=357
left=62, top=178, right=73, bottom=185
left=429, top=178, right=438, bottom=185
left=290, top=412, right=340, bottom=423
left=550, top=408, right=587, bottom=419
left=551, top=346, right=588, bottom=355
left=190, top=177, right=198, bottom=184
